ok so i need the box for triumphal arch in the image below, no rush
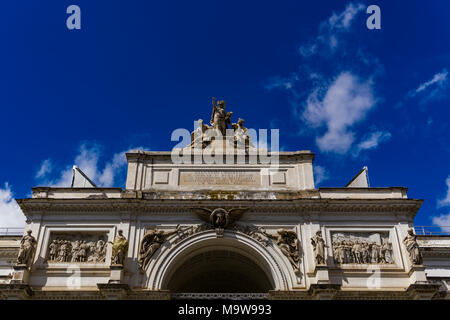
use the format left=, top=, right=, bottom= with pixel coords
left=1, top=99, right=449, bottom=299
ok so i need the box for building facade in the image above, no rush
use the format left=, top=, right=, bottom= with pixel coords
left=1, top=102, right=449, bottom=300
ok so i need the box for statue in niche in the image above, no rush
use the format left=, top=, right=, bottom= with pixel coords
left=263, top=229, right=300, bottom=274
left=403, top=228, right=422, bottom=265
left=138, top=225, right=181, bottom=271
left=16, top=230, right=37, bottom=267
left=311, top=231, right=327, bottom=265
left=109, top=230, right=129, bottom=265
left=210, top=97, right=233, bottom=136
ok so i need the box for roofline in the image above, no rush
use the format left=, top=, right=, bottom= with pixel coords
left=125, top=150, right=316, bottom=161
left=345, top=167, right=368, bottom=187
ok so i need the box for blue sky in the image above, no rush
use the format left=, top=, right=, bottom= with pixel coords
left=1, top=0, right=450, bottom=228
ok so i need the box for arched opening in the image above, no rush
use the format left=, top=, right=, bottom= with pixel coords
left=166, top=250, right=273, bottom=293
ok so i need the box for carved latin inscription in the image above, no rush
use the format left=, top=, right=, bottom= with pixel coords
left=179, top=171, right=261, bottom=186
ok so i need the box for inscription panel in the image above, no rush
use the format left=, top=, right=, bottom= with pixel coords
left=179, top=170, right=261, bottom=186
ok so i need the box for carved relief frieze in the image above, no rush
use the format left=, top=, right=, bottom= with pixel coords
left=46, top=232, right=107, bottom=263
left=172, top=222, right=270, bottom=247
left=231, top=224, right=271, bottom=247
left=331, top=232, right=394, bottom=265
left=172, top=223, right=212, bottom=245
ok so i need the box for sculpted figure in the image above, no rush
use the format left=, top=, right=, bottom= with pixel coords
left=382, top=241, right=394, bottom=264
left=370, top=242, right=379, bottom=263
left=109, top=230, right=129, bottom=265
left=344, top=240, right=353, bottom=263
left=138, top=225, right=181, bottom=270
left=16, top=230, right=37, bottom=267
left=210, top=97, right=232, bottom=136
left=311, top=231, right=327, bottom=265
left=362, top=242, right=370, bottom=263
left=96, top=238, right=106, bottom=262
left=48, top=240, right=59, bottom=261
left=403, top=228, right=422, bottom=265
left=71, top=240, right=80, bottom=262
left=191, top=207, right=249, bottom=233
left=333, top=240, right=343, bottom=264
left=264, top=229, right=300, bottom=274
left=353, top=241, right=363, bottom=264
left=57, top=240, right=66, bottom=262
left=78, top=240, right=87, bottom=262
left=190, top=119, right=212, bottom=148
left=231, top=118, right=251, bottom=149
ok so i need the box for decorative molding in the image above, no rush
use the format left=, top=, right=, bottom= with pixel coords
left=16, top=198, right=423, bottom=217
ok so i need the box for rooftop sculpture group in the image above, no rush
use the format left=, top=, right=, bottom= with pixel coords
left=189, top=97, right=252, bottom=150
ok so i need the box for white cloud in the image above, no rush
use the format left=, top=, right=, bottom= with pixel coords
left=432, top=214, right=450, bottom=233
left=437, top=175, right=450, bottom=208
left=415, top=69, right=448, bottom=93
left=399, top=68, right=449, bottom=107
left=37, top=144, right=142, bottom=188
left=431, top=175, right=450, bottom=232
left=0, top=183, right=26, bottom=228
left=300, top=2, right=365, bottom=57
left=314, top=165, right=329, bottom=186
left=265, top=74, right=298, bottom=91
left=328, top=3, right=365, bottom=29
left=98, top=151, right=128, bottom=187
left=356, top=130, right=391, bottom=153
left=35, top=159, right=52, bottom=178
left=266, top=3, right=385, bottom=155
left=303, top=72, right=376, bottom=154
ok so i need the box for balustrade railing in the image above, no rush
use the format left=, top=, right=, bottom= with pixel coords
left=414, top=226, right=450, bottom=235
left=0, top=228, right=24, bottom=236
left=171, top=293, right=269, bottom=300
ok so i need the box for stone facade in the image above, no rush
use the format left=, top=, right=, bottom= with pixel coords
left=1, top=103, right=450, bottom=300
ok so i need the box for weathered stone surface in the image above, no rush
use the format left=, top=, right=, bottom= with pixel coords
left=0, top=101, right=449, bottom=300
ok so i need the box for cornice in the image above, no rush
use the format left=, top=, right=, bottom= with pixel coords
left=16, top=197, right=423, bottom=217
